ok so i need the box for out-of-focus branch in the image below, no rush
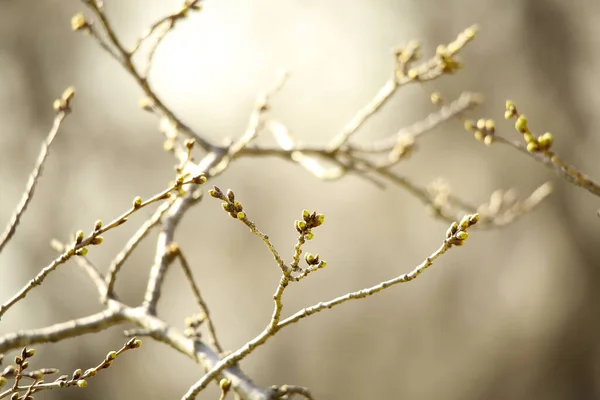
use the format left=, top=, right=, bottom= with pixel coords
left=74, top=0, right=216, bottom=153
left=0, top=88, right=74, bottom=255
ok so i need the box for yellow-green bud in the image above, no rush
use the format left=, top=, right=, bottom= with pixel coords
left=220, top=378, right=231, bottom=391
left=302, top=209, right=310, bottom=220
left=76, top=379, right=87, bottom=388
left=464, top=119, right=475, bottom=131
left=71, top=13, right=88, bottom=31
left=76, top=248, right=88, bottom=257
left=315, top=214, right=325, bottom=226
left=515, top=115, right=528, bottom=133
left=455, top=231, right=468, bottom=241
left=237, top=212, right=246, bottom=220
left=526, top=142, right=539, bottom=153
left=133, top=196, right=143, bottom=208
left=106, top=351, right=117, bottom=361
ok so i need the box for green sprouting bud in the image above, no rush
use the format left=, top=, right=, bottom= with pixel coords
left=233, top=201, right=243, bottom=211
left=221, top=203, right=232, bottom=212
left=133, top=196, right=143, bottom=208
left=94, top=220, right=103, bottom=231
left=538, top=132, right=553, bottom=149
left=210, top=186, right=223, bottom=198
left=193, top=174, right=207, bottom=185
left=446, top=222, right=459, bottom=238
left=220, top=378, right=231, bottom=391
left=304, top=253, right=315, bottom=264
left=463, top=119, right=475, bottom=132
left=523, top=132, right=535, bottom=144
left=75, top=230, right=85, bottom=243
left=485, top=119, right=495, bottom=133
left=319, top=261, right=327, bottom=268
left=0, top=376, right=6, bottom=387
left=469, top=213, right=480, bottom=225
left=132, top=339, right=142, bottom=348
left=504, top=110, right=513, bottom=120
left=90, top=236, right=104, bottom=245
left=237, top=211, right=246, bottom=220
left=302, top=209, right=310, bottom=220
left=505, top=100, right=514, bottom=110
left=459, top=215, right=471, bottom=230
left=76, top=248, right=88, bottom=257
left=226, top=189, right=235, bottom=203
left=31, top=371, right=44, bottom=380
left=24, top=348, right=35, bottom=358
left=295, top=220, right=307, bottom=232
left=76, top=379, right=88, bottom=388
left=526, top=142, right=539, bottom=153
left=306, top=232, right=315, bottom=240
left=106, top=351, right=117, bottom=361
left=474, top=131, right=485, bottom=142
left=175, top=175, right=185, bottom=186
left=21, top=361, right=29, bottom=370
left=72, top=369, right=82, bottom=379
left=484, top=135, right=493, bottom=146
left=455, top=231, right=468, bottom=241
left=315, top=214, right=325, bottom=226
left=476, top=118, right=486, bottom=130
left=515, top=115, right=528, bottom=133
left=84, top=368, right=96, bottom=377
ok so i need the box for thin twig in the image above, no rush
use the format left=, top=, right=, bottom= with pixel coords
left=0, top=175, right=204, bottom=320
left=104, top=199, right=174, bottom=302
left=181, top=217, right=475, bottom=399
left=227, top=69, right=289, bottom=157
left=50, top=240, right=108, bottom=298
left=81, top=0, right=216, bottom=152
left=0, top=111, right=69, bottom=254
left=174, top=245, right=224, bottom=354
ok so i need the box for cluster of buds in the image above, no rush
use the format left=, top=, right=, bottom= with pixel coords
left=183, top=313, right=207, bottom=339
left=295, top=210, right=325, bottom=241
left=505, top=101, right=553, bottom=153
left=446, top=213, right=479, bottom=246
left=209, top=186, right=246, bottom=220
left=464, top=118, right=495, bottom=146
left=0, top=347, right=39, bottom=389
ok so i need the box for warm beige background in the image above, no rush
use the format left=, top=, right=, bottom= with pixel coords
left=2, top=0, right=600, bottom=399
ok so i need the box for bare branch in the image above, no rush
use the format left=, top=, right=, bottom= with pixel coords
left=0, top=94, right=72, bottom=255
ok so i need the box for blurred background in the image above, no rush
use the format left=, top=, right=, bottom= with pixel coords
left=2, top=0, right=600, bottom=399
